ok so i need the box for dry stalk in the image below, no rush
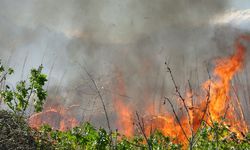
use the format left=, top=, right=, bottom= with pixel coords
left=165, top=63, right=192, bottom=136
left=188, top=80, right=195, bottom=149
left=80, top=64, right=111, bottom=132
left=21, top=51, right=29, bottom=80
left=191, top=66, right=212, bottom=148
left=232, top=86, right=248, bottom=129
left=46, top=56, right=57, bottom=91
left=78, top=63, right=113, bottom=149
left=165, top=97, right=190, bottom=142
left=135, top=111, right=152, bottom=150
left=223, top=98, right=230, bottom=120
left=194, top=67, right=211, bottom=136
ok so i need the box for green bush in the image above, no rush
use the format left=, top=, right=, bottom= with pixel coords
left=35, top=123, right=181, bottom=150
left=35, top=121, right=250, bottom=150
left=193, top=122, right=250, bottom=150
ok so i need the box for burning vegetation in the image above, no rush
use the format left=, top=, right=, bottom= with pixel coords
left=29, top=104, right=79, bottom=131
left=14, top=35, right=248, bottom=149
left=1, top=35, right=250, bottom=149
left=1, top=1, right=250, bottom=149
left=112, top=35, right=250, bottom=144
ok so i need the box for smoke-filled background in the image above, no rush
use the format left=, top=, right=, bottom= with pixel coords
left=1, top=0, right=250, bottom=128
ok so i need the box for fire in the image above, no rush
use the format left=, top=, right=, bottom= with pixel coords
left=28, top=35, right=249, bottom=144
left=113, top=35, right=249, bottom=143
left=29, top=104, right=79, bottom=131
left=112, top=69, right=134, bottom=137
left=204, top=35, right=247, bottom=131
left=143, top=113, right=191, bottom=143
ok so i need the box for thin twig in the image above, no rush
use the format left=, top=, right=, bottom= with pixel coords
left=223, top=97, right=230, bottom=119
left=165, top=63, right=192, bottom=146
left=232, top=86, right=247, bottom=129
left=165, top=64, right=192, bottom=133
left=55, top=70, right=67, bottom=97
left=191, top=66, right=212, bottom=148
left=46, top=57, right=57, bottom=91
left=0, top=72, right=8, bottom=83
left=135, top=111, right=152, bottom=150
left=188, top=80, right=195, bottom=150
left=83, top=67, right=111, bottom=132
left=188, top=80, right=194, bottom=111
left=192, top=83, right=211, bottom=144
left=77, top=63, right=112, bottom=143
left=21, top=51, right=29, bottom=80
left=194, top=67, right=211, bottom=137
left=165, top=97, right=190, bottom=142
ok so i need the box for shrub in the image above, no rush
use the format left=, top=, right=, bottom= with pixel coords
left=0, top=110, right=36, bottom=150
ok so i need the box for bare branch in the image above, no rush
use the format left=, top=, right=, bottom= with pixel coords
left=193, top=82, right=210, bottom=139
left=165, top=63, right=192, bottom=142
left=78, top=63, right=113, bottom=149
left=165, top=64, right=192, bottom=127
left=195, top=66, right=211, bottom=135
left=46, top=57, right=57, bottom=91
left=165, top=97, right=190, bottom=142
left=21, top=51, right=29, bottom=80
left=232, top=86, right=247, bottom=128
left=80, top=64, right=111, bottom=132
left=188, top=80, right=195, bottom=150
left=192, top=65, right=211, bottom=147
left=135, top=111, right=152, bottom=150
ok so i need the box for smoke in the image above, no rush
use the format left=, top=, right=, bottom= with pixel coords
left=2, top=0, right=250, bottom=127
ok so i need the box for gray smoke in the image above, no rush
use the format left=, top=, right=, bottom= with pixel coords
left=2, top=0, right=250, bottom=128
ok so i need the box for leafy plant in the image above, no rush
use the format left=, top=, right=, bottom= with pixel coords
left=1, top=64, right=47, bottom=113
left=35, top=123, right=182, bottom=150
left=40, top=123, right=111, bottom=150
left=33, top=119, right=250, bottom=150
left=193, top=122, right=250, bottom=150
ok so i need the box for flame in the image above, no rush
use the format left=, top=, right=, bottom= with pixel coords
left=112, top=69, right=134, bottom=137
left=29, top=104, right=79, bottom=131
left=28, top=35, right=249, bottom=144
left=197, top=34, right=248, bottom=132
left=113, top=35, right=249, bottom=143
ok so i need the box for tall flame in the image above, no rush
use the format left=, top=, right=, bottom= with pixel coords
left=112, top=69, right=134, bottom=137
left=205, top=35, right=247, bottom=129
left=113, top=35, right=249, bottom=143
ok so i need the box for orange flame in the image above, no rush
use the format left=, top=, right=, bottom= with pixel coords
left=112, top=69, right=134, bottom=137
left=192, top=35, right=249, bottom=138
left=29, top=104, right=79, bottom=131
left=113, top=35, right=249, bottom=143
